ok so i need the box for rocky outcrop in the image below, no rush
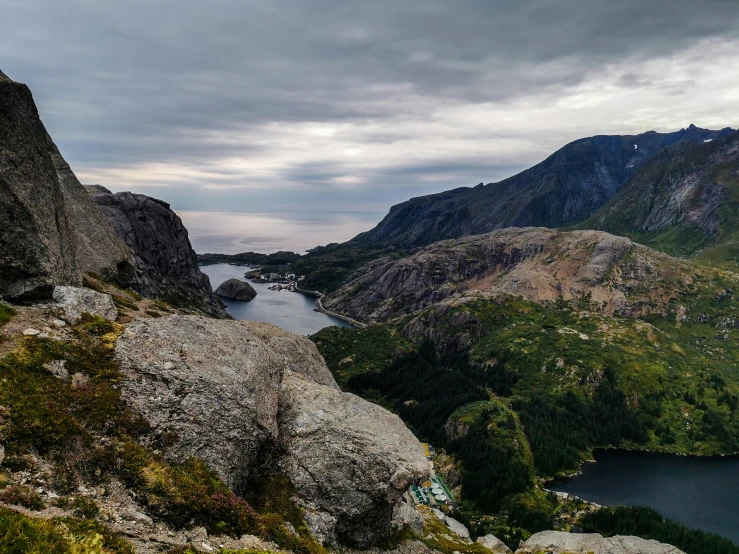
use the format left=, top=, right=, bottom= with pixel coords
left=279, top=372, right=428, bottom=546
left=0, top=72, right=133, bottom=300
left=516, top=531, right=684, bottom=554
left=215, top=278, right=257, bottom=301
left=431, top=508, right=469, bottom=539
left=115, top=315, right=428, bottom=547
left=324, top=228, right=691, bottom=322
left=52, top=286, right=118, bottom=323
left=86, top=186, right=227, bottom=317
left=353, top=125, right=734, bottom=249
left=477, top=534, right=511, bottom=554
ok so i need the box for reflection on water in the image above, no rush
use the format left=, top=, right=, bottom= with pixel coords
left=201, top=263, right=352, bottom=336
left=179, top=210, right=383, bottom=254
left=551, top=450, right=739, bottom=542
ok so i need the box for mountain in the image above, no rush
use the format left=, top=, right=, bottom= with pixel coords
left=583, top=130, right=739, bottom=265
left=0, top=71, right=134, bottom=299
left=324, top=227, right=698, bottom=324
left=86, top=185, right=227, bottom=317
left=352, top=125, right=735, bottom=248
left=0, top=71, right=225, bottom=315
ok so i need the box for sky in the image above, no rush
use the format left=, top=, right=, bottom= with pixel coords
left=2, top=0, right=738, bottom=214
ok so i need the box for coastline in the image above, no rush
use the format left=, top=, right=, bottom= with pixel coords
left=294, top=287, right=368, bottom=329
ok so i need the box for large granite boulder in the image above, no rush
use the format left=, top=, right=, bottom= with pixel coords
left=0, top=72, right=134, bottom=300
left=516, top=531, right=685, bottom=554
left=86, top=186, right=227, bottom=317
left=115, top=315, right=428, bottom=547
left=215, top=278, right=257, bottom=301
left=53, top=286, right=118, bottom=323
left=279, top=372, right=428, bottom=546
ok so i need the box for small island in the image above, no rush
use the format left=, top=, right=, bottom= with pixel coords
left=214, top=278, right=257, bottom=301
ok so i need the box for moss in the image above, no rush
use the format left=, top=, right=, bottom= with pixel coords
left=56, top=496, right=100, bottom=519
left=145, top=310, right=163, bottom=318
left=0, top=506, right=135, bottom=554
left=418, top=507, right=491, bottom=554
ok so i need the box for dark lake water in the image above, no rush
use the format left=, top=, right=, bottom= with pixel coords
left=551, top=450, right=739, bottom=543
left=200, top=263, right=352, bottom=336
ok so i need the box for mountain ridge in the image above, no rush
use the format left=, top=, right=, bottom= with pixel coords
left=352, top=125, right=735, bottom=249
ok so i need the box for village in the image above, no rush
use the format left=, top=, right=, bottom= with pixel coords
left=245, top=268, right=305, bottom=292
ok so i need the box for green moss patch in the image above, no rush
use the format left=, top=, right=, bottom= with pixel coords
left=0, top=507, right=135, bottom=554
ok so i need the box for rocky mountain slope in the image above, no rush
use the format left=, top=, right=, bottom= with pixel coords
left=323, top=228, right=696, bottom=323
left=86, top=185, right=226, bottom=317
left=0, top=71, right=224, bottom=315
left=352, top=125, right=734, bottom=248
left=0, top=71, right=134, bottom=300
left=583, top=130, right=739, bottom=264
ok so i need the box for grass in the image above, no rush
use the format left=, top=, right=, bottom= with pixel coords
left=0, top=506, right=135, bottom=554
left=0, top=303, right=15, bottom=326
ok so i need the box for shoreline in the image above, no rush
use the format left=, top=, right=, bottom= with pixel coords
left=294, top=287, right=367, bottom=328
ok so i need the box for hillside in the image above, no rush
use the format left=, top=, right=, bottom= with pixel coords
left=583, top=130, right=739, bottom=266
left=323, top=228, right=706, bottom=323
left=352, top=125, right=734, bottom=248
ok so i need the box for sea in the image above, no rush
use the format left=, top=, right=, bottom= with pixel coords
left=179, top=210, right=383, bottom=255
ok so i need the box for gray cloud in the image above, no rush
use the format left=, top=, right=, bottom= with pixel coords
left=2, top=0, right=738, bottom=211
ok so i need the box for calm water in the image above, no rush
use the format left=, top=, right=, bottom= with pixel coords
left=551, top=450, right=739, bottom=542
left=201, top=263, right=351, bottom=335
left=179, top=210, right=383, bottom=254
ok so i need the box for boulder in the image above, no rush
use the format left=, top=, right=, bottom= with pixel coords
left=516, top=531, right=685, bottom=554
left=115, top=316, right=331, bottom=490
left=391, top=503, right=425, bottom=537
left=215, top=278, right=257, bottom=301
left=279, top=372, right=428, bottom=546
left=477, top=534, right=512, bottom=554
left=53, top=286, right=118, bottom=323
left=86, top=186, right=227, bottom=318
left=430, top=509, right=470, bottom=540
left=0, top=73, right=133, bottom=300
left=115, top=315, right=428, bottom=547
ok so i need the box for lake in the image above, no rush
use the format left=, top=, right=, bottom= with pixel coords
left=179, top=210, right=383, bottom=254
left=200, top=263, right=352, bottom=336
left=551, top=450, right=739, bottom=542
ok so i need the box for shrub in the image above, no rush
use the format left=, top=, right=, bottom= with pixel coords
left=0, top=485, right=45, bottom=511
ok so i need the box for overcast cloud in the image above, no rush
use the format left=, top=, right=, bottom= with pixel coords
left=2, top=0, right=738, bottom=212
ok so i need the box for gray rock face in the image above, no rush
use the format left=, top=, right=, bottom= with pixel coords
left=86, top=186, right=227, bottom=317
left=0, top=73, right=134, bottom=300
left=279, top=372, right=428, bottom=546
left=52, top=286, right=118, bottom=323
left=477, top=534, right=511, bottom=554
left=115, top=315, right=427, bottom=546
left=215, top=278, right=257, bottom=301
left=324, top=228, right=689, bottom=323
left=516, top=531, right=684, bottom=554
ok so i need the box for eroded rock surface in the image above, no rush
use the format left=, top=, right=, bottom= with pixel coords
left=53, top=286, right=118, bottom=323
left=516, top=531, right=685, bottom=554
left=115, top=315, right=428, bottom=546
left=215, top=278, right=257, bottom=301
left=279, top=372, right=428, bottom=546
left=324, top=228, right=690, bottom=322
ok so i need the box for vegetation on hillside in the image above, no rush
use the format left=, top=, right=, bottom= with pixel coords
left=582, top=506, right=739, bottom=554
left=311, top=290, right=739, bottom=548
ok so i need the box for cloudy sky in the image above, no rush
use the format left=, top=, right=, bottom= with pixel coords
left=3, top=0, right=738, bottom=214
